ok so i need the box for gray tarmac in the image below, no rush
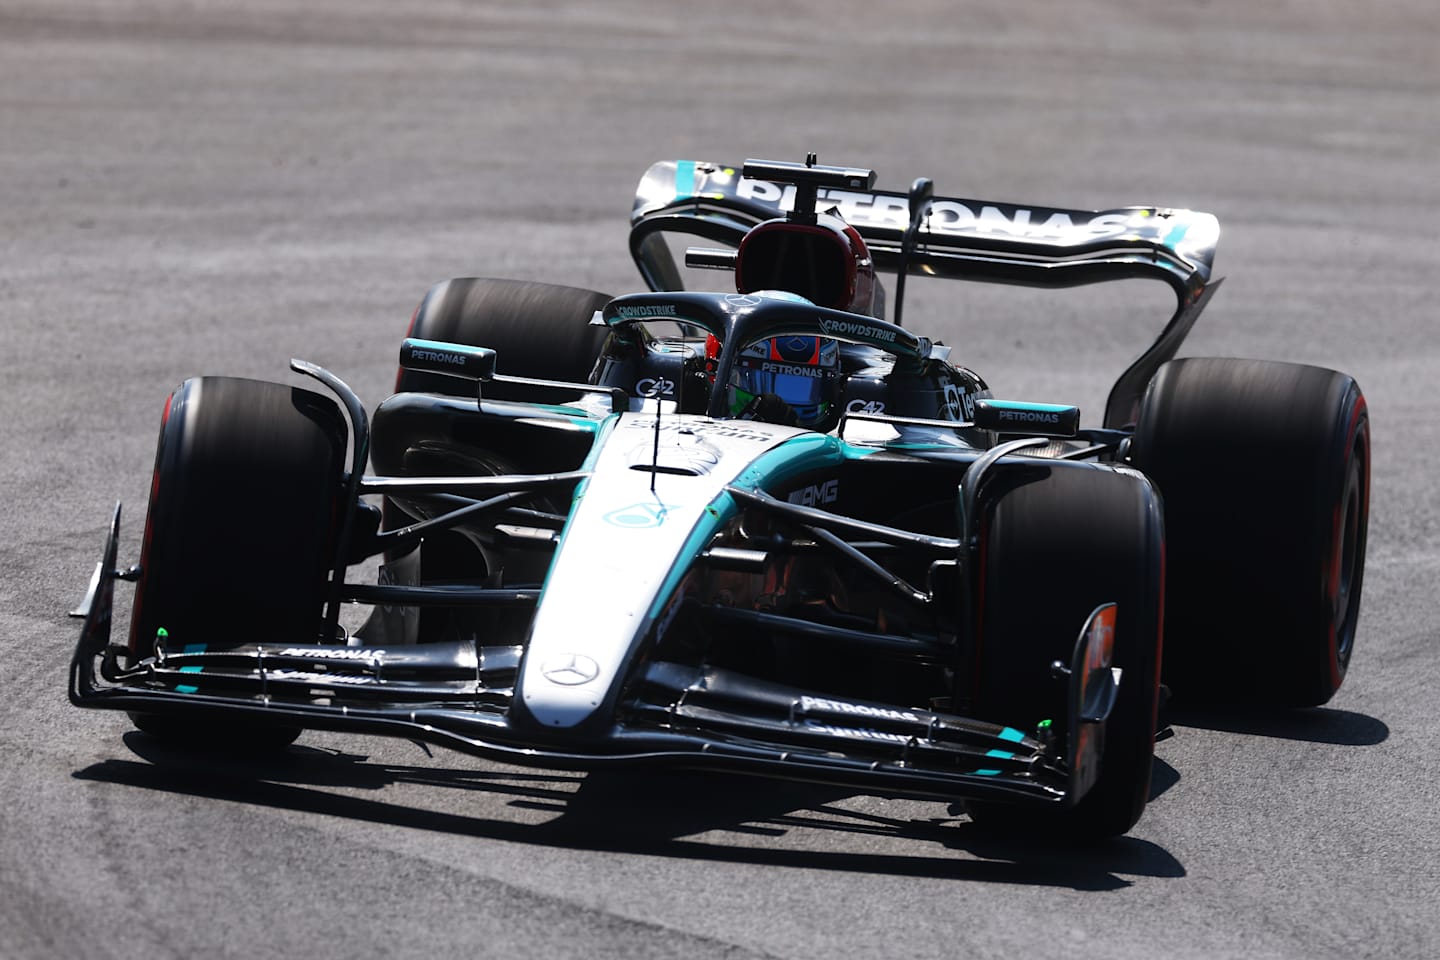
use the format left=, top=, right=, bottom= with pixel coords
left=2, top=2, right=1437, bottom=957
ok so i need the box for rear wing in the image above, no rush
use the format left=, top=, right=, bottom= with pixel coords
left=629, top=160, right=1223, bottom=428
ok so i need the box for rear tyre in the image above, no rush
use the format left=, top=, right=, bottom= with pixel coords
left=380, top=278, right=611, bottom=626
left=966, top=465, right=1164, bottom=841
left=397, top=277, right=612, bottom=401
left=1130, top=358, right=1369, bottom=707
left=128, top=376, right=348, bottom=747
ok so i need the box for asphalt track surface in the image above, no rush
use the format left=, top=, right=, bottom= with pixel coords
left=2, top=2, right=1437, bottom=958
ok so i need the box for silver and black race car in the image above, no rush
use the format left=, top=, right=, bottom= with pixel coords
left=70, top=157, right=1370, bottom=840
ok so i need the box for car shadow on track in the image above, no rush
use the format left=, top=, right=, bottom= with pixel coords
left=72, top=731, right=1184, bottom=892
left=1165, top=704, right=1388, bottom=746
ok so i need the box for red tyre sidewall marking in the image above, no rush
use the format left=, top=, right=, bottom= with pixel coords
left=128, top=391, right=174, bottom=654
left=1324, top=392, right=1368, bottom=685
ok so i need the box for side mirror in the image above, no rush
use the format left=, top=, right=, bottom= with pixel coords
left=973, top=399, right=1081, bottom=437
left=398, top=338, right=496, bottom=382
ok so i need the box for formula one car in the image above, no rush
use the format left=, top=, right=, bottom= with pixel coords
left=70, top=157, right=1370, bottom=840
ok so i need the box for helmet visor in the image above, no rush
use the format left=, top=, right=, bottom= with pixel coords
left=728, top=336, right=838, bottom=428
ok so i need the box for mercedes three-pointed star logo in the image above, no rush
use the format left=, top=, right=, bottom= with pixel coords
left=541, top=653, right=601, bottom=686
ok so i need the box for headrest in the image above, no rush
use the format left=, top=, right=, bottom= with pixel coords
left=735, top=220, right=856, bottom=311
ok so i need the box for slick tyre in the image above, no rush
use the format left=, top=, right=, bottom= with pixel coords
left=379, top=278, right=611, bottom=640
left=967, top=464, right=1165, bottom=841
left=1130, top=358, right=1369, bottom=707
left=397, top=277, right=612, bottom=401
left=128, top=377, right=348, bottom=747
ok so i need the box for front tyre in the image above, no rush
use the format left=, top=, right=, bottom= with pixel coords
left=128, top=376, right=348, bottom=747
left=966, top=464, right=1165, bottom=841
left=1130, top=358, right=1369, bottom=707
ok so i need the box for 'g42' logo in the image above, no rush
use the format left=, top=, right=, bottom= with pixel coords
left=636, top=377, right=675, bottom=397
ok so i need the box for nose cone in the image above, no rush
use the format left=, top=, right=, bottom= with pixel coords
left=516, top=412, right=803, bottom=731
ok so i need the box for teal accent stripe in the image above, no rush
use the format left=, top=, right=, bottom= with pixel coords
left=989, top=401, right=1073, bottom=414
left=839, top=439, right=883, bottom=460
left=675, top=160, right=697, bottom=201
left=535, top=414, right=618, bottom=599
left=998, top=726, right=1025, bottom=743
left=576, top=415, right=620, bottom=473
left=647, top=431, right=851, bottom=624
left=178, top=644, right=203, bottom=693
left=651, top=433, right=850, bottom=622
left=735, top=433, right=845, bottom=489
left=647, top=490, right=739, bottom=621
left=645, top=433, right=868, bottom=626
left=974, top=769, right=1002, bottom=777
left=1162, top=220, right=1190, bottom=250
left=985, top=749, right=1015, bottom=760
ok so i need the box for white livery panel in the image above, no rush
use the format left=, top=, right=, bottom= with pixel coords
left=518, top=413, right=803, bottom=727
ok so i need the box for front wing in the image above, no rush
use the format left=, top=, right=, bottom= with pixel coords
left=71, top=504, right=1117, bottom=809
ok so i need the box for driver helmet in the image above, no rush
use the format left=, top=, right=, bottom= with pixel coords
left=728, top=335, right=841, bottom=430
